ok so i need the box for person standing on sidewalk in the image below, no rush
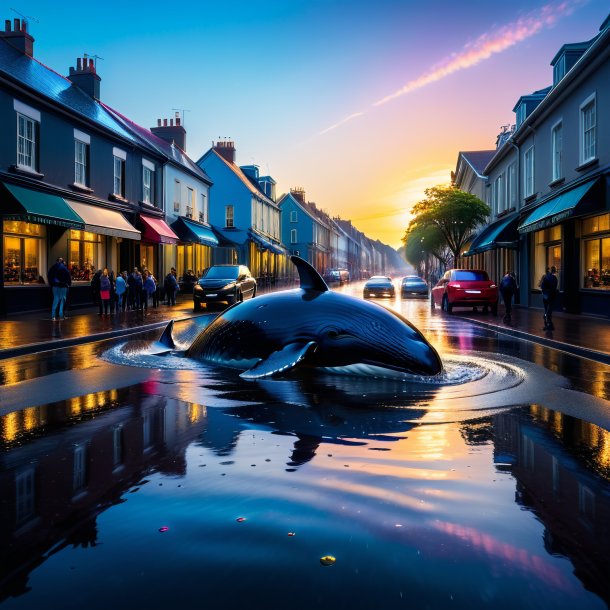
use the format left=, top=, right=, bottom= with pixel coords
left=164, top=268, right=178, bottom=306
left=91, top=269, right=102, bottom=315
left=499, top=271, right=518, bottom=323
left=99, top=268, right=112, bottom=316
left=115, top=270, right=127, bottom=312
left=540, top=266, right=558, bottom=330
left=48, top=257, right=71, bottom=321
left=142, top=270, right=156, bottom=312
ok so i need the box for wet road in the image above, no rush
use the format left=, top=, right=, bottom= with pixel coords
left=1, top=280, right=610, bottom=609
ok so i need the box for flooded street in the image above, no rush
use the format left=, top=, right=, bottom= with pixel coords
left=1, top=283, right=610, bottom=609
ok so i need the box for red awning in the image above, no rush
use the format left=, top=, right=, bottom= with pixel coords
left=140, top=214, right=179, bottom=244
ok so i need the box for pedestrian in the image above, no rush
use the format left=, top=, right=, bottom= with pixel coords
left=142, top=270, right=156, bottom=311
left=108, top=270, right=117, bottom=314
left=99, top=268, right=112, bottom=316
left=539, top=266, right=559, bottom=330
left=164, top=267, right=178, bottom=306
left=128, top=267, right=141, bottom=310
left=115, top=270, right=127, bottom=311
left=91, top=268, right=102, bottom=315
left=149, top=271, right=159, bottom=307
left=499, top=271, right=518, bottom=323
left=48, top=257, right=72, bottom=321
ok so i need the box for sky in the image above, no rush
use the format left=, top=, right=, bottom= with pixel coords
left=12, top=0, right=610, bottom=247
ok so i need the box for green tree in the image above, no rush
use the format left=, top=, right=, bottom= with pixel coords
left=403, top=223, right=451, bottom=277
left=408, top=185, right=490, bottom=267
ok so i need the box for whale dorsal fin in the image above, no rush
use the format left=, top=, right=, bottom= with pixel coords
left=159, top=320, right=175, bottom=349
left=291, top=256, right=328, bottom=292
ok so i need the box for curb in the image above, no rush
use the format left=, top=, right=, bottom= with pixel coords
left=462, top=316, right=610, bottom=366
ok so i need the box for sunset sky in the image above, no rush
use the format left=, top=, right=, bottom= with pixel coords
left=18, top=0, right=610, bottom=247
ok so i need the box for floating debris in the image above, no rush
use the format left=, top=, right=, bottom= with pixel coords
left=320, top=555, right=336, bottom=566
left=236, top=517, right=246, bottom=523
left=158, top=526, right=169, bottom=533
left=288, top=532, right=296, bottom=537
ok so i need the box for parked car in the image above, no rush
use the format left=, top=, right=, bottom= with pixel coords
left=193, top=264, right=256, bottom=310
left=325, top=268, right=350, bottom=284
left=401, top=275, right=429, bottom=298
left=431, top=269, right=498, bottom=314
left=363, top=276, right=395, bottom=298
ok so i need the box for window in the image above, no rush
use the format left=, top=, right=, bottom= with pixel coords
left=74, top=135, right=89, bottom=187
left=3, top=221, right=44, bottom=284
left=113, top=156, right=125, bottom=197
left=582, top=213, right=610, bottom=290
left=200, top=193, right=207, bottom=223
left=17, top=113, right=37, bottom=170
left=494, top=174, right=504, bottom=213
left=68, top=230, right=101, bottom=281
left=225, top=205, right=234, bottom=228
left=290, top=210, right=297, bottom=223
left=551, top=122, right=563, bottom=182
left=174, top=180, right=181, bottom=213
left=515, top=103, right=526, bottom=128
left=142, top=163, right=154, bottom=204
left=580, top=94, right=596, bottom=164
left=73, top=443, right=87, bottom=493
left=507, top=162, right=517, bottom=209
left=186, top=187, right=194, bottom=218
left=290, top=228, right=297, bottom=243
left=533, top=226, right=561, bottom=289
left=553, top=55, right=566, bottom=86
left=15, top=467, right=36, bottom=526
left=524, top=146, right=534, bottom=198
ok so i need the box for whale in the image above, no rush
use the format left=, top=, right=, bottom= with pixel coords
left=119, top=319, right=176, bottom=356
left=184, top=256, right=442, bottom=379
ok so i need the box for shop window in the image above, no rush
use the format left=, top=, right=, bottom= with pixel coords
left=582, top=214, right=610, bottom=290
left=68, top=230, right=101, bottom=282
left=3, top=221, right=44, bottom=284
left=139, top=244, right=155, bottom=275
left=533, top=226, right=561, bottom=289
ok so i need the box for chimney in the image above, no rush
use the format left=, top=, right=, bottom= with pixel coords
left=68, top=56, right=101, bottom=99
left=151, top=112, right=187, bottom=151
left=212, top=140, right=236, bottom=164
left=290, top=187, right=306, bottom=204
left=0, top=18, right=34, bottom=56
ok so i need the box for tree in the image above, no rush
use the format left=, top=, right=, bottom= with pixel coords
left=408, top=185, right=490, bottom=267
left=403, top=223, right=452, bottom=279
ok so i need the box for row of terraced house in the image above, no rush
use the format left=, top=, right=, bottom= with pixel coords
left=0, top=18, right=402, bottom=315
left=454, top=12, right=610, bottom=317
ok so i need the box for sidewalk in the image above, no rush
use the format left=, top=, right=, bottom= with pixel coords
left=458, top=305, right=610, bottom=365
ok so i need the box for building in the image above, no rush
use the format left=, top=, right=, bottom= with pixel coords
left=196, top=141, right=287, bottom=284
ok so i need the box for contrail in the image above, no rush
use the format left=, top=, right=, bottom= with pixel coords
left=317, top=0, right=585, bottom=134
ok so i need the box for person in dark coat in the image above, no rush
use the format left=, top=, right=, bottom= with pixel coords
left=48, top=257, right=72, bottom=321
left=91, top=269, right=103, bottom=315
left=499, top=271, right=518, bottom=323
left=540, top=266, right=559, bottom=330
left=164, top=268, right=178, bottom=306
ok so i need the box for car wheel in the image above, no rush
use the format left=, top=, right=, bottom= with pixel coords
left=442, top=295, right=453, bottom=313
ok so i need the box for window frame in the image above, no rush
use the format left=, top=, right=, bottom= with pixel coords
left=113, top=156, right=125, bottom=197
left=225, top=205, right=234, bottom=228
left=74, top=138, right=89, bottom=187
left=142, top=166, right=153, bottom=204
left=524, top=145, right=535, bottom=198
left=551, top=120, right=563, bottom=182
left=290, top=210, right=297, bottom=223
left=17, top=113, right=37, bottom=171
left=580, top=93, right=597, bottom=165
left=290, top=228, right=297, bottom=244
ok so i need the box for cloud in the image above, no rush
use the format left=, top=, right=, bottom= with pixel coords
left=318, top=0, right=585, bottom=135
left=318, top=111, right=364, bottom=135
left=374, top=0, right=583, bottom=107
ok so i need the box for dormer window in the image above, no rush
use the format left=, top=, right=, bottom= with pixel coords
left=515, top=103, right=526, bottom=128
left=553, top=55, right=566, bottom=86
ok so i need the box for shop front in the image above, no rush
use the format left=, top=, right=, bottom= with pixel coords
left=170, top=217, right=218, bottom=281
left=139, top=214, right=179, bottom=282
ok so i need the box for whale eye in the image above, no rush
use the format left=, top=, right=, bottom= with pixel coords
left=326, top=329, right=339, bottom=338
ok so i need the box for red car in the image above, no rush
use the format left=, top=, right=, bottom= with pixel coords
left=431, top=269, right=498, bottom=314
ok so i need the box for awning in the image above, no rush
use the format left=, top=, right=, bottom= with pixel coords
left=212, top=226, right=248, bottom=247
left=66, top=200, right=140, bottom=240
left=249, top=230, right=283, bottom=253
left=1, top=182, right=84, bottom=229
left=465, top=212, right=519, bottom=256
left=139, top=214, right=179, bottom=244
left=171, top=217, right=219, bottom=246
left=518, top=178, right=599, bottom=234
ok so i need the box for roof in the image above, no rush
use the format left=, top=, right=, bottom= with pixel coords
left=200, top=149, right=276, bottom=207
left=0, top=38, right=137, bottom=144
left=512, top=86, right=552, bottom=112
left=277, top=192, right=332, bottom=229
left=100, top=103, right=212, bottom=184
left=458, top=151, right=496, bottom=177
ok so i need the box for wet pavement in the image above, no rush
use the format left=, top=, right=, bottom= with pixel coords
left=0, top=281, right=610, bottom=609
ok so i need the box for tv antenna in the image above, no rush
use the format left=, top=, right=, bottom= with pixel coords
left=172, top=108, right=191, bottom=125
left=84, top=53, right=104, bottom=69
left=10, top=7, right=39, bottom=24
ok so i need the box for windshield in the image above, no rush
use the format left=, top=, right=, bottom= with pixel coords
left=452, top=271, right=489, bottom=281
left=203, top=266, right=239, bottom=280
left=404, top=278, right=426, bottom=285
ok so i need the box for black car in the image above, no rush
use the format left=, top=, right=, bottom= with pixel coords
left=400, top=275, right=429, bottom=298
left=363, top=276, right=395, bottom=298
left=193, top=264, right=257, bottom=310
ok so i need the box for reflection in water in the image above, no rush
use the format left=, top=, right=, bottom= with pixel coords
left=0, top=382, right=609, bottom=608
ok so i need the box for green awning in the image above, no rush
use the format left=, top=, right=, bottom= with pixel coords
left=1, top=182, right=84, bottom=229
left=518, top=178, right=599, bottom=234
left=465, top=212, right=519, bottom=256
left=171, top=217, right=219, bottom=246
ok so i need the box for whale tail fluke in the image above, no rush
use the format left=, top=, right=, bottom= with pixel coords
left=291, top=256, right=328, bottom=292
left=159, top=320, right=176, bottom=349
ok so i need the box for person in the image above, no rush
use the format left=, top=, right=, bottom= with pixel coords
left=91, top=269, right=103, bottom=315
left=99, top=268, right=112, bottom=316
left=499, top=271, right=518, bottom=323
left=128, top=267, right=142, bottom=310
left=149, top=271, right=159, bottom=307
left=108, top=270, right=117, bottom=314
left=48, top=257, right=71, bottom=321
left=539, top=266, right=558, bottom=330
left=164, top=268, right=179, bottom=305
left=115, top=270, right=127, bottom=312
left=142, top=270, right=156, bottom=311
left=183, top=269, right=196, bottom=293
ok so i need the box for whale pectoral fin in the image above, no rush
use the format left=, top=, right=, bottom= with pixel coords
left=240, top=341, right=317, bottom=380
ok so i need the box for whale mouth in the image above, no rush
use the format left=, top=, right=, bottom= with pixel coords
left=360, top=358, right=442, bottom=377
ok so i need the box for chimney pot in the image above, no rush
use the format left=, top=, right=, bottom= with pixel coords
left=13, top=18, right=19, bottom=31
left=176, top=117, right=181, bottom=126
left=4, top=20, right=10, bottom=32
left=163, top=118, right=168, bottom=126
left=157, top=119, right=161, bottom=126
left=170, top=118, right=174, bottom=126
left=76, top=57, right=82, bottom=70
left=89, top=58, right=94, bottom=71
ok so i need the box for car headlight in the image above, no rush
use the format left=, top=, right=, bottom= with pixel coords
left=194, top=284, right=202, bottom=291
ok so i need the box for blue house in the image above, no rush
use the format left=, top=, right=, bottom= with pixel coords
left=196, top=140, right=287, bottom=283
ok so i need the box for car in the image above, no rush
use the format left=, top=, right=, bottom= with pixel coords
left=431, top=269, right=498, bottom=314
left=325, top=268, right=350, bottom=284
left=193, top=264, right=256, bottom=310
left=401, top=275, right=429, bottom=298
left=363, top=276, right=395, bottom=298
